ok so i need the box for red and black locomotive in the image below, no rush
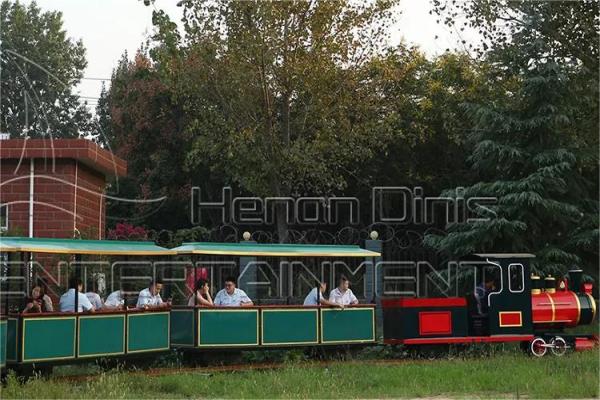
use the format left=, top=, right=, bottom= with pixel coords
left=382, top=253, right=597, bottom=356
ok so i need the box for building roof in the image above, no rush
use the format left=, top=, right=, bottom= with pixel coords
left=0, top=138, right=126, bottom=177
left=0, top=237, right=174, bottom=255
left=172, top=242, right=380, bottom=257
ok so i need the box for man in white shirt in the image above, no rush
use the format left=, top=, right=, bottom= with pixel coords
left=136, top=279, right=170, bottom=309
left=59, top=278, right=95, bottom=313
left=214, top=276, right=253, bottom=307
left=104, top=290, right=125, bottom=309
left=86, top=291, right=104, bottom=310
left=303, top=282, right=340, bottom=307
left=329, top=276, right=359, bottom=306
left=85, top=278, right=104, bottom=310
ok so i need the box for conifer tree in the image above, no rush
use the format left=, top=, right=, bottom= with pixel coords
left=425, top=9, right=599, bottom=277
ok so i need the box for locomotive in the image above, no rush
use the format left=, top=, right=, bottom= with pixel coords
left=382, top=254, right=597, bottom=357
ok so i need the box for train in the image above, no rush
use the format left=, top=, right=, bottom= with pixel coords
left=0, top=236, right=596, bottom=375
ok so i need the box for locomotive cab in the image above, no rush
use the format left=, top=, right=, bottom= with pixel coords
left=464, top=254, right=535, bottom=337
left=382, top=253, right=536, bottom=347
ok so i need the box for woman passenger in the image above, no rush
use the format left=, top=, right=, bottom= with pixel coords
left=187, top=279, right=213, bottom=307
left=36, top=278, right=54, bottom=312
left=22, top=285, right=52, bottom=314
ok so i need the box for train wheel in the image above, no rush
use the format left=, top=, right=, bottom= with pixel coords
left=550, top=336, right=568, bottom=357
left=529, top=337, right=547, bottom=357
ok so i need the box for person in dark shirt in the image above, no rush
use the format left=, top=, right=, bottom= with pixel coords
left=474, top=276, right=496, bottom=316
left=22, top=285, right=52, bottom=314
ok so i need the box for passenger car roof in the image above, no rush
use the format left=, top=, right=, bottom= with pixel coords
left=0, top=236, right=175, bottom=255
left=172, top=242, right=380, bottom=257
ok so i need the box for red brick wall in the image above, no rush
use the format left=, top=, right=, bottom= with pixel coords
left=73, top=162, right=106, bottom=240
left=0, top=158, right=107, bottom=239
left=0, top=159, right=30, bottom=236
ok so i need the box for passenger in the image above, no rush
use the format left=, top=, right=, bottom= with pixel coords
left=85, top=278, right=104, bottom=310
left=329, top=276, right=359, bottom=305
left=303, top=282, right=340, bottom=307
left=104, top=289, right=125, bottom=310
left=136, top=279, right=171, bottom=309
left=474, top=276, right=496, bottom=316
left=59, top=278, right=95, bottom=313
left=188, top=279, right=214, bottom=306
left=214, top=276, right=253, bottom=307
left=22, top=285, right=52, bottom=313
left=36, top=278, right=54, bottom=312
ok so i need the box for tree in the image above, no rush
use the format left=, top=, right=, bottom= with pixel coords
left=0, top=0, right=92, bottom=137
left=425, top=4, right=599, bottom=278
left=147, top=0, right=399, bottom=241
left=94, top=83, right=113, bottom=148
left=362, top=48, right=493, bottom=192
left=432, top=0, right=599, bottom=169
left=103, top=52, right=194, bottom=230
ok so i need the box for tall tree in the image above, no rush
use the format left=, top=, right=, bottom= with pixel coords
left=0, top=0, right=91, bottom=137
left=147, top=0, right=399, bottom=241
left=104, top=52, right=193, bottom=230
left=432, top=0, right=599, bottom=168
left=363, top=49, right=492, bottom=192
left=425, top=2, right=599, bottom=278
left=94, top=83, right=113, bottom=148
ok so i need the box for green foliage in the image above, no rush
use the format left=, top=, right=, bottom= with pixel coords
left=103, top=52, right=193, bottom=230
left=140, top=0, right=401, bottom=239
left=0, top=0, right=91, bottom=137
left=105, top=2, right=491, bottom=235
left=361, top=48, right=493, bottom=195
left=155, top=225, right=211, bottom=248
left=425, top=1, right=599, bottom=278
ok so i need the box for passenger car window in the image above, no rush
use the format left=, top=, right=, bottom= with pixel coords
left=508, top=263, right=524, bottom=293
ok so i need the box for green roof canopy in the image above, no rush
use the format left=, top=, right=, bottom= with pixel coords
left=473, top=253, right=535, bottom=259
left=0, top=237, right=175, bottom=255
left=172, top=242, right=380, bottom=257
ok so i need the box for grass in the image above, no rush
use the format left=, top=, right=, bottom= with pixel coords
left=1, top=350, right=598, bottom=399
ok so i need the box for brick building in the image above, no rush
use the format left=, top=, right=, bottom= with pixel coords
left=0, top=138, right=127, bottom=239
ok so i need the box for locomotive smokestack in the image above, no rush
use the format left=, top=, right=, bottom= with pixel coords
left=545, top=275, right=556, bottom=294
left=568, top=268, right=583, bottom=293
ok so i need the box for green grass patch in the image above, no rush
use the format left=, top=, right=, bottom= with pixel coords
left=2, top=351, right=598, bottom=399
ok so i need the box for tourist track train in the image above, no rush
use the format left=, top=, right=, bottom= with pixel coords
left=0, top=237, right=596, bottom=374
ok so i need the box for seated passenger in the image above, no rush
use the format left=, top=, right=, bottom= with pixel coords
left=329, top=276, right=358, bottom=305
left=136, top=279, right=170, bottom=309
left=36, top=278, right=54, bottom=312
left=214, top=276, right=253, bottom=307
left=22, top=285, right=52, bottom=313
left=188, top=279, right=214, bottom=306
left=59, top=278, right=95, bottom=313
left=474, top=276, right=496, bottom=316
left=85, top=278, right=104, bottom=310
left=303, top=282, right=340, bottom=307
left=104, top=290, right=125, bottom=310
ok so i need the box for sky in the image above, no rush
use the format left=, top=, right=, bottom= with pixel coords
left=20, top=0, right=477, bottom=108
